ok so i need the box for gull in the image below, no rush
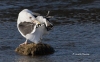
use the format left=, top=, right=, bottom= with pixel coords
left=17, top=9, right=53, bottom=46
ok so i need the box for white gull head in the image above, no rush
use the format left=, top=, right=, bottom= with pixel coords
left=17, top=9, right=37, bottom=25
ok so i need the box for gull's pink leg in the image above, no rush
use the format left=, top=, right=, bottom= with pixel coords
left=19, top=39, right=28, bottom=46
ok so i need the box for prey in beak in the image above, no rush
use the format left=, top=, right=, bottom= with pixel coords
left=33, top=20, right=41, bottom=24
left=46, top=21, right=53, bottom=31
left=32, top=20, right=42, bottom=28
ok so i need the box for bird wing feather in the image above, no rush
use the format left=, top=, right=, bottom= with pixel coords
left=18, top=22, right=36, bottom=35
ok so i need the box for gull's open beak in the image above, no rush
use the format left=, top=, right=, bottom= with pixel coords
left=33, top=20, right=40, bottom=24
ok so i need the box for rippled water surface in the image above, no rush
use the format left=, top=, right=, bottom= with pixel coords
left=0, top=0, right=100, bottom=62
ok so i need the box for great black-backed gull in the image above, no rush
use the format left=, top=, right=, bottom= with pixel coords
left=17, top=9, right=53, bottom=46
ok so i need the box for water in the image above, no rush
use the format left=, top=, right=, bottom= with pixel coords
left=0, top=0, right=100, bottom=62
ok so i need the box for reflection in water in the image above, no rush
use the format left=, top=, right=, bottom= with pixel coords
left=15, top=56, right=53, bottom=62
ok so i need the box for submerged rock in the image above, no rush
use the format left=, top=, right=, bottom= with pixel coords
left=15, top=43, right=54, bottom=56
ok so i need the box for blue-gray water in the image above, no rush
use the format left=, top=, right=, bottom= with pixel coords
left=0, top=0, right=100, bottom=62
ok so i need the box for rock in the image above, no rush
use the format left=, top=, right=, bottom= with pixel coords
left=15, top=43, right=54, bottom=56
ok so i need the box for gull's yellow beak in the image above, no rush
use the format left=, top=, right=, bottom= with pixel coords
left=33, top=20, right=40, bottom=24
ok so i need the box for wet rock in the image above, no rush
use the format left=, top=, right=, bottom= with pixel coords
left=15, top=43, right=54, bottom=56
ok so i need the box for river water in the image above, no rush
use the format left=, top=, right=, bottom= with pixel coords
left=0, top=0, right=100, bottom=62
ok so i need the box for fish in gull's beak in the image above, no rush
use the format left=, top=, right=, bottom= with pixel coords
left=33, top=20, right=41, bottom=24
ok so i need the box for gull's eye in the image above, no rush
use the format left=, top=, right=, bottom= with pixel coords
left=30, top=17, right=32, bottom=19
